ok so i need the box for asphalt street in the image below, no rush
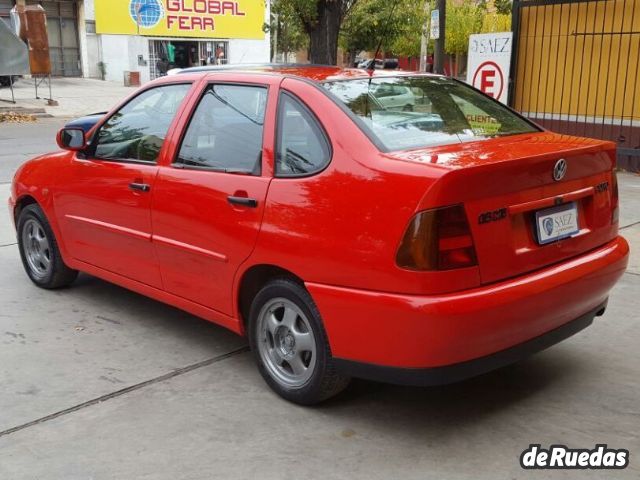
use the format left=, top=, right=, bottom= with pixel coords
left=0, top=118, right=638, bottom=479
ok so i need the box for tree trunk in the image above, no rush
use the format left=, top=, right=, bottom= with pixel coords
left=305, top=0, right=343, bottom=65
left=347, top=49, right=357, bottom=68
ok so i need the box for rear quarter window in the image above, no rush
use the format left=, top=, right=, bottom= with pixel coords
left=275, top=92, right=331, bottom=177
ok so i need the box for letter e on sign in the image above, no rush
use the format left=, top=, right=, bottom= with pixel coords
left=472, top=61, right=504, bottom=100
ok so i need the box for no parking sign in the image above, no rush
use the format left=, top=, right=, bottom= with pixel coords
left=466, top=32, right=513, bottom=104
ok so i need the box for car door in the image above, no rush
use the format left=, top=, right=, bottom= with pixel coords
left=151, top=76, right=278, bottom=315
left=54, top=82, right=193, bottom=288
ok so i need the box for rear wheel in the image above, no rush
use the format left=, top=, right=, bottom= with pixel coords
left=248, top=278, right=350, bottom=405
left=17, top=204, right=78, bottom=289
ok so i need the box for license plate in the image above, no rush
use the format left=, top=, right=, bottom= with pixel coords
left=535, top=202, right=579, bottom=245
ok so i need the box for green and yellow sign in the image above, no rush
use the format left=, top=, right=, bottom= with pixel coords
left=95, top=0, right=265, bottom=39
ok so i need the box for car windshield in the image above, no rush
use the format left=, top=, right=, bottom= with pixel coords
left=323, top=76, right=539, bottom=152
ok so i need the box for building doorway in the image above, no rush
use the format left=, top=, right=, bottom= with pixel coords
left=149, top=40, right=228, bottom=79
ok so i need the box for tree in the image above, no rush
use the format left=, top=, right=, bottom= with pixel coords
left=276, top=0, right=358, bottom=65
left=444, top=0, right=483, bottom=76
left=493, top=0, right=513, bottom=15
left=481, top=13, right=511, bottom=32
left=267, top=0, right=307, bottom=61
left=340, top=0, right=427, bottom=65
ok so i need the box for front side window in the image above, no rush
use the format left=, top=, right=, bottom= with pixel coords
left=94, top=83, right=191, bottom=163
left=323, top=76, right=539, bottom=152
left=176, top=84, right=267, bottom=174
left=276, top=93, right=331, bottom=177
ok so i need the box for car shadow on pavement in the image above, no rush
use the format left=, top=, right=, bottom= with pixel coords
left=321, top=351, right=586, bottom=428
left=69, top=272, right=244, bottom=353
left=69, top=271, right=585, bottom=427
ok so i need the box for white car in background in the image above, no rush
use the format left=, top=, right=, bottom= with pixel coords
left=372, top=83, right=416, bottom=111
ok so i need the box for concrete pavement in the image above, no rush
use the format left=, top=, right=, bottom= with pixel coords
left=0, top=120, right=638, bottom=479
left=0, top=77, right=135, bottom=117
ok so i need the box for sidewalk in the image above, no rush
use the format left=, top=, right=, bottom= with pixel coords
left=0, top=77, right=137, bottom=118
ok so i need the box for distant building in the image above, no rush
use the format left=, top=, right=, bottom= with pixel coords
left=0, top=0, right=270, bottom=83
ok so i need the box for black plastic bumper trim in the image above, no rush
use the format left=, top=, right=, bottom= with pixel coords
left=334, top=302, right=606, bottom=387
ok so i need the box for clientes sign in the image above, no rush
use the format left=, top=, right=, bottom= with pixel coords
left=95, top=0, right=265, bottom=39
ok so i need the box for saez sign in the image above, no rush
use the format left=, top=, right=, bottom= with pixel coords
left=95, top=0, right=265, bottom=40
left=466, top=32, right=513, bottom=105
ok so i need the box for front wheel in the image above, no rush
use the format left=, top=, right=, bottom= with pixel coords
left=248, top=278, right=350, bottom=405
left=17, top=204, right=78, bottom=289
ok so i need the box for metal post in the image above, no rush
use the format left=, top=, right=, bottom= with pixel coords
left=433, top=0, right=446, bottom=74
left=272, top=12, right=279, bottom=62
left=9, top=74, right=15, bottom=103
left=508, top=0, right=521, bottom=108
left=419, top=1, right=430, bottom=72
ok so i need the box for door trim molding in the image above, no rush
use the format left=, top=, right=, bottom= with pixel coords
left=152, top=234, right=228, bottom=263
left=65, top=215, right=151, bottom=241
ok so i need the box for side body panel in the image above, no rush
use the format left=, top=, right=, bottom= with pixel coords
left=151, top=74, right=280, bottom=316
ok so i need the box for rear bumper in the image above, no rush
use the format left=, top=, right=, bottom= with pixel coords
left=333, top=303, right=603, bottom=386
left=307, top=236, right=629, bottom=376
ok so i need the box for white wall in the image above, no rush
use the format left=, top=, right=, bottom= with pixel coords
left=228, top=38, right=270, bottom=64
left=100, top=34, right=150, bottom=84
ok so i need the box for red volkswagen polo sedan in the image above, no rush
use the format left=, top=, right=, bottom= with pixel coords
left=9, top=65, right=629, bottom=404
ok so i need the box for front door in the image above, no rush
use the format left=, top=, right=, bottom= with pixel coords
left=54, top=82, right=193, bottom=288
left=151, top=81, right=275, bottom=315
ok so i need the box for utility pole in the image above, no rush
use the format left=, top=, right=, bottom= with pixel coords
left=419, top=1, right=430, bottom=72
left=433, top=0, right=446, bottom=74
left=271, top=12, right=279, bottom=62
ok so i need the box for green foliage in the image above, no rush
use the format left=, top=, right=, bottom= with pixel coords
left=493, top=0, right=513, bottom=15
left=444, top=0, right=483, bottom=55
left=481, top=13, right=511, bottom=32
left=340, top=0, right=428, bottom=58
left=266, top=0, right=307, bottom=57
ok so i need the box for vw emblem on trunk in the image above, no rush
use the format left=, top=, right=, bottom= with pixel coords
left=553, top=159, right=567, bottom=181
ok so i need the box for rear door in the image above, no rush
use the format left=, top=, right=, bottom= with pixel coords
left=151, top=75, right=279, bottom=315
left=54, top=82, right=193, bottom=288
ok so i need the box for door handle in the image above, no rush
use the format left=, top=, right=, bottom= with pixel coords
left=227, top=196, right=258, bottom=208
left=129, top=182, right=151, bottom=192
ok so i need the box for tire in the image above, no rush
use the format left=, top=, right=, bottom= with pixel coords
left=248, top=278, right=350, bottom=405
left=17, top=204, right=78, bottom=289
left=402, top=104, right=413, bottom=112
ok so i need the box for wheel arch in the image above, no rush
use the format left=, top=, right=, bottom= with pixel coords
left=13, top=194, right=39, bottom=223
left=236, top=263, right=305, bottom=335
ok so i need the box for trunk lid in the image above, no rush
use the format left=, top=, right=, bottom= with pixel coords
left=389, top=133, right=619, bottom=284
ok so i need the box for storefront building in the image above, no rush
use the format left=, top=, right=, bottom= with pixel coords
left=1, top=0, right=270, bottom=83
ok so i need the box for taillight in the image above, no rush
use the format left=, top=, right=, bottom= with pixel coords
left=396, top=204, right=477, bottom=271
left=611, top=170, right=619, bottom=224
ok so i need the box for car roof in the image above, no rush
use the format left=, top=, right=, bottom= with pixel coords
left=175, top=63, right=441, bottom=83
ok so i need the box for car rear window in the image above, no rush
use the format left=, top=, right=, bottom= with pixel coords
left=322, top=76, right=539, bottom=152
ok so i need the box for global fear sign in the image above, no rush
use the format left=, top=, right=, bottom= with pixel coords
left=466, top=32, right=513, bottom=105
left=95, top=0, right=265, bottom=39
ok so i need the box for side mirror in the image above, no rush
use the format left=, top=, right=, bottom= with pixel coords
left=56, top=127, right=87, bottom=151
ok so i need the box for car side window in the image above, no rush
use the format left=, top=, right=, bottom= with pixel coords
left=94, top=83, right=191, bottom=163
left=276, top=93, right=331, bottom=177
left=175, top=84, right=267, bottom=174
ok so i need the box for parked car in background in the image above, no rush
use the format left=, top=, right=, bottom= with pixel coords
left=10, top=65, right=628, bottom=404
left=373, top=83, right=416, bottom=111
left=65, top=112, right=106, bottom=133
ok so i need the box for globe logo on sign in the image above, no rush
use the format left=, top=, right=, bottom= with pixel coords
left=543, top=217, right=554, bottom=237
left=129, top=0, right=164, bottom=29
